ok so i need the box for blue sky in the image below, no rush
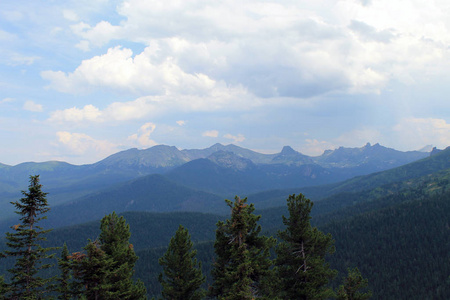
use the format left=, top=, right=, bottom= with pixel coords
left=1, top=0, right=450, bottom=165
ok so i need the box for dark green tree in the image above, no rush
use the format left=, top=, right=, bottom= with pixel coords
left=99, top=212, right=147, bottom=299
left=0, top=275, right=10, bottom=298
left=1, top=175, right=55, bottom=299
left=210, top=196, right=276, bottom=299
left=275, top=194, right=336, bottom=300
left=69, top=212, right=146, bottom=299
left=71, top=240, right=114, bottom=299
left=56, top=243, right=72, bottom=300
left=337, top=267, right=372, bottom=300
left=158, top=225, right=206, bottom=300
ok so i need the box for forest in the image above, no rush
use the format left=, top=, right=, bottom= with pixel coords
left=1, top=150, right=450, bottom=299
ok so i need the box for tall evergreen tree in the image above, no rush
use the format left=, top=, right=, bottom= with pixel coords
left=210, top=196, right=276, bottom=299
left=68, top=212, right=146, bottom=299
left=71, top=240, right=114, bottom=300
left=99, top=212, right=147, bottom=299
left=337, top=267, right=372, bottom=300
left=275, top=194, right=336, bottom=300
left=0, top=175, right=55, bottom=299
left=56, top=243, right=72, bottom=300
left=158, top=225, right=206, bottom=300
left=0, top=275, right=10, bottom=298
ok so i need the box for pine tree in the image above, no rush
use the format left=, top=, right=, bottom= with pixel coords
left=1, top=175, right=55, bottom=299
left=275, top=194, right=337, bottom=300
left=56, top=243, right=72, bottom=300
left=0, top=275, right=10, bottom=298
left=158, top=225, right=206, bottom=300
left=69, top=212, right=146, bottom=299
left=210, top=196, right=276, bottom=299
left=71, top=240, right=114, bottom=299
left=99, top=212, right=147, bottom=299
left=337, top=267, right=372, bottom=300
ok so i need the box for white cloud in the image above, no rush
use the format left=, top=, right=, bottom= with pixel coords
left=60, top=0, right=450, bottom=99
left=393, top=117, right=450, bottom=150
left=41, top=46, right=217, bottom=95
left=202, top=130, right=218, bottom=138
left=48, top=84, right=255, bottom=124
left=23, top=100, right=43, bottom=112
left=63, top=10, right=79, bottom=22
left=176, top=120, right=186, bottom=126
left=127, top=122, right=158, bottom=147
left=71, top=21, right=121, bottom=48
left=224, top=133, right=245, bottom=143
left=49, top=104, right=102, bottom=122
left=1, top=98, right=14, bottom=104
left=56, top=131, right=117, bottom=158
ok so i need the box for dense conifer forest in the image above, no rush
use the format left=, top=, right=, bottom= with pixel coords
left=1, top=155, right=449, bottom=299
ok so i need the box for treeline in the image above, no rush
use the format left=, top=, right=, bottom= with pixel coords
left=0, top=176, right=371, bottom=299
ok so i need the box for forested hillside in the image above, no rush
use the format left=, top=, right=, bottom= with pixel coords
left=0, top=146, right=448, bottom=299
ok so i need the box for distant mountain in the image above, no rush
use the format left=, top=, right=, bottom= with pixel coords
left=271, top=146, right=314, bottom=165
left=313, top=142, right=428, bottom=170
left=0, top=142, right=433, bottom=221
left=32, top=174, right=225, bottom=229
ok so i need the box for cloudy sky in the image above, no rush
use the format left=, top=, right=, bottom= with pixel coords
left=1, top=0, right=450, bottom=165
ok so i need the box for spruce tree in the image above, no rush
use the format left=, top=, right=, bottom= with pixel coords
left=210, top=196, right=276, bottom=299
left=337, top=267, right=372, bottom=300
left=56, top=243, right=72, bottom=300
left=1, top=175, right=55, bottom=299
left=69, top=212, right=146, bottom=299
left=158, top=225, right=206, bottom=300
left=71, top=240, right=114, bottom=299
left=99, top=212, right=147, bottom=299
left=275, top=194, right=336, bottom=300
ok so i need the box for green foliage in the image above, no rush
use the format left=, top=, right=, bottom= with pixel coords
left=71, top=240, right=114, bottom=299
left=56, top=243, right=72, bottom=300
left=68, top=212, right=147, bottom=299
left=158, top=225, right=205, bottom=300
left=325, top=191, right=450, bottom=300
left=337, top=267, right=371, bottom=300
left=99, top=212, right=146, bottom=299
left=275, top=194, right=337, bottom=300
left=0, top=175, right=55, bottom=299
left=210, top=196, right=276, bottom=299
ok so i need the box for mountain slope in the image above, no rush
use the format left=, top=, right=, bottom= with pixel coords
left=35, top=174, right=225, bottom=229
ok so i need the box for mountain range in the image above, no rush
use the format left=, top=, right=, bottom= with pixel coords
left=0, top=142, right=434, bottom=227
left=0, top=143, right=449, bottom=299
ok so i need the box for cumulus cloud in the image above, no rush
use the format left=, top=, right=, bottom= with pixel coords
left=49, top=104, right=102, bottom=122
left=59, top=0, right=450, bottom=99
left=127, top=122, right=158, bottom=147
left=224, top=133, right=245, bottom=143
left=48, top=85, right=254, bottom=124
left=202, top=130, right=219, bottom=138
left=23, top=100, right=43, bottom=112
left=56, top=131, right=117, bottom=158
left=41, top=46, right=216, bottom=95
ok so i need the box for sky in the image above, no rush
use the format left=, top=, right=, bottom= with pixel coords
left=1, top=0, right=450, bottom=165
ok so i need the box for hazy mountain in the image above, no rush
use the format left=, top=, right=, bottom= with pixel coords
left=313, top=142, right=428, bottom=170
left=0, top=142, right=433, bottom=221
left=271, top=146, right=314, bottom=165
left=30, top=174, right=224, bottom=229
